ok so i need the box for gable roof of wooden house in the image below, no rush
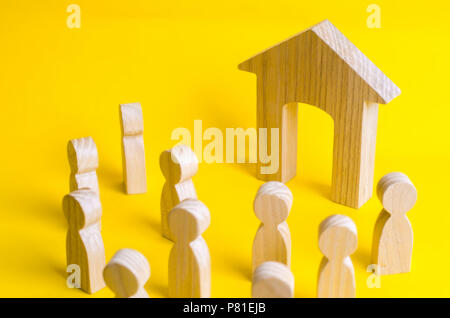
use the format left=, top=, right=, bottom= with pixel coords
left=238, top=20, right=401, bottom=104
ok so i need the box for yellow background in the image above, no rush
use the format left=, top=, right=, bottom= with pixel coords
left=0, top=0, right=449, bottom=297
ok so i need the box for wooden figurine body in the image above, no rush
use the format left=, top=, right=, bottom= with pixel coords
left=372, top=172, right=417, bottom=275
left=160, top=145, right=198, bottom=241
left=317, top=214, right=357, bottom=298
left=103, top=248, right=150, bottom=298
left=252, top=181, right=293, bottom=273
left=67, top=137, right=99, bottom=195
left=63, top=189, right=105, bottom=294
left=120, top=103, right=147, bottom=194
left=168, top=199, right=210, bottom=298
left=238, top=19, right=401, bottom=209
left=252, top=261, right=294, bottom=298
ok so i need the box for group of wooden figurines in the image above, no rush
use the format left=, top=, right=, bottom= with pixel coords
left=64, top=102, right=417, bottom=298
left=250, top=171, right=417, bottom=298
left=64, top=103, right=210, bottom=297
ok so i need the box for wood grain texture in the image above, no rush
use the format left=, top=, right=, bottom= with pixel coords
left=252, top=261, right=294, bottom=298
left=120, top=103, right=147, bottom=194
left=372, top=172, right=417, bottom=275
left=238, top=19, right=401, bottom=209
left=103, top=248, right=150, bottom=298
left=168, top=199, right=210, bottom=298
left=160, top=145, right=198, bottom=241
left=67, top=137, right=99, bottom=195
left=252, top=181, right=293, bottom=273
left=63, top=189, right=105, bottom=294
left=317, top=214, right=357, bottom=298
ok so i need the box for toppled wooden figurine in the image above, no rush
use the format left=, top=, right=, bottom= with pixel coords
left=103, top=248, right=150, bottom=298
left=252, top=261, right=294, bottom=298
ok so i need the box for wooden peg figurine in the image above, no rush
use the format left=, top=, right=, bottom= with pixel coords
left=168, top=199, right=211, bottom=298
left=160, top=144, right=198, bottom=241
left=62, top=189, right=106, bottom=294
left=67, top=137, right=99, bottom=195
left=372, top=172, right=417, bottom=275
left=252, top=261, right=294, bottom=298
left=120, top=103, right=147, bottom=194
left=103, top=248, right=150, bottom=298
left=317, top=214, right=357, bottom=298
left=252, top=181, right=292, bottom=273
left=238, top=19, right=401, bottom=209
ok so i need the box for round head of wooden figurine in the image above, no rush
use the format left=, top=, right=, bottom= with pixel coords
left=253, top=181, right=293, bottom=224
left=160, top=145, right=199, bottom=184
left=62, top=189, right=102, bottom=230
left=103, top=248, right=150, bottom=298
left=67, top=137, right=99, bottom=174
left=377, top=172, right=417, bottom=215
left=319, top=215, right=357, bottom=260
left=168, top=199, right=210, bottom=242
left=252, top=261, right=294, bottom=298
